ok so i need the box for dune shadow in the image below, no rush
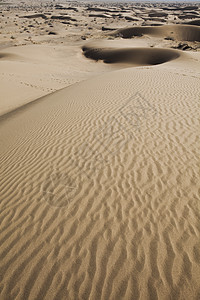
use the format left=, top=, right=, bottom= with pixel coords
left=82, top=46, right=181, bottom=66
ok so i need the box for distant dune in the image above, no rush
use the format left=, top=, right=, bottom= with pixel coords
left=112, top=24, right=200, bottom=41
left=184, top=19, right=200, bottom=26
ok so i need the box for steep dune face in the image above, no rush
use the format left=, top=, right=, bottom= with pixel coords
left=82, top=45, right=181, bottom=65
left=112, top=25, right=200, bottom=41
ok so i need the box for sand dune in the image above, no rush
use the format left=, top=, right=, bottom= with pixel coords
left=0, top=52, right=16, bottom=60
left=179, top=14, right=200, bottom=20
left=55, top=5, right=78, bottom=12
left=19, top=14, right=47, bottom=19
left=184, top=19, right=200, bottom=26
left=148, top=12, right=168, bottom=18
left=89, top=13, right=112, bottom=19
left=0, top=48, right=200, bottom=299
left=112, top=24, right=200, bottom=42
left=1, top=1, right=200, bottom=299
left=51, top=15, right=76, bottom=21
left=82, top=44, right=181, bottom=65
left=180, top=5, right=199, bottom=10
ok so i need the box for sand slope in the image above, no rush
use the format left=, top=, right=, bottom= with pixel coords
left=0, top=52, right=200, bottom=299
left=0, top=44, right=118, bottom=116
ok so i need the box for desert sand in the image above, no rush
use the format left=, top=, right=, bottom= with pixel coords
left=0, top=1, right=200, bottom=300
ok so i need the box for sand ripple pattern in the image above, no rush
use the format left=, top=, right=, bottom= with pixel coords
left=0, top=65, right=200, bottom=299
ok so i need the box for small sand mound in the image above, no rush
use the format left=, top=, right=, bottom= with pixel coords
left=86, top=7, right=119, bottom=13
left=125, top=16, right=140, bottom=21
left=55, top=6, right=78, bottom=12
left=82, top=45, right=180, bottom=66
left=89, top=13, right=112, bottom=18
left=179, top=14, right=200, bottom=20
left=51, top=15, right=76, bottom=21
left=102, top=26, right=118, bottom=31
left=19, top=14, right=47, bottom=19
left=180, top=5, right=199, bottom=10
left=149, top=12, right=168, bottom=18
left=112, top=24, right=200, bottom=42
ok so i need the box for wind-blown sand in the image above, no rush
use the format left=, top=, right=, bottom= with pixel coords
left=0, top=1, right=200, bottom=300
